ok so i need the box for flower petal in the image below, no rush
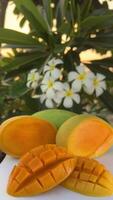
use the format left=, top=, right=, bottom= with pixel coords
left=54, top=58, right=63, bottom=65
left=96, top=87, right=104, bottom=97
left=72, top=94, right=80, bottom=104
left=54, top=81, right=63, bottom=91
left=45, top=99, right=54, bottom=108
left=31, top=82, right=38, bottom=89
left=76, top=64, right=85, bottom=73
left=30, top=69, right=37, bottom=73
left=26, top=81, right=31, bottom=88
left=97, top=73, right=106, bottom=81
left=84, top=84, right=94, bottom=95
left=99, top=81, right=106, bottom=90
left=46, top=88, right=55, bottom=98
left=63, top=82, right=70, bottom=90
left=40, top=84, right=48, bottom=92
left=68, top=71, right=78, bottom=82
left=54, top=91, right=64, bottom=104
left=51, top=68, right=61, bottom=79
left=43, top=72, right=53, bottom=81
left=43, top=65, right=50, bottom=72
left=72, top=80, right=82, bottom=92
left=87, top=71, right=95, bottom=79
left=40, top=94, right=46, bottom=103
left=63, top=97, right=73, bottom=108
left=48, top=58, right=55, bottom=65
left=84, top=79, right=93, bottom=88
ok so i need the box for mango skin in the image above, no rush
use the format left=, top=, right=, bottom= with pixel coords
left=62, top=157, right=113, bottom=197
left=0, top=116, right=57, bottom=157
left=33, top=109, right=76, bottom=129
left=56, top=114, right=113, bottom=158
left=7, top=144, right=76, bottom=197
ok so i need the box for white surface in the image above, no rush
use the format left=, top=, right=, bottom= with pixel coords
left=1, top=148, right=113, bottom=200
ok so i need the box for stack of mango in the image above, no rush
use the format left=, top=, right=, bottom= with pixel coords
left=0, top=109, right=113, bottom=197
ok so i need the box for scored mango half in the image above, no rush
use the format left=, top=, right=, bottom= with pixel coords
left=7, top=144, right=77, bottom=196
left=62, top=156, right=113, bottom=197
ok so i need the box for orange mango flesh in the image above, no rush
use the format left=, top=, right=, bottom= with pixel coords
left=7, top=144, right=77, bottom=197
left=62, top=157, right=113, bottom=197
left=0, top=116, right=57, bottom=157
left=56, top=115, right=113, bottom=158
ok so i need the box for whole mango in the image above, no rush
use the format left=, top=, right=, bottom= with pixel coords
left=56, top=114, right=113, bottom=158
left=33, top=109, right=76, bottom=129
left=0, top=116, right=57, bottom=157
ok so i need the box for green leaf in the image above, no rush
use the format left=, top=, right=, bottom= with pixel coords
left=61, top=0, right=69, bottom=18
left=59, top=21, right=71, bottom=35
left=42, top=0, right=53, bottom=27
left=20, top=6, right=48, bottom=40
left=13, top=0, right=49, bottom=33
left=5, top=57, right=47, bottom=78
left=91, top=58, right=113, bottom=68
left=56, top=0, right=68, bottom=27
left=81, top=14, right=113, bottom=31
left=0, top=28, right=38, bottom=45
left=81, top=0, right=92, bottom=19
left=19, top=17, right=26, bottom=28
left=9, top=77, right=28, bottom=98
left=74, top=36, right=113, bottom=50
left=100, top=91, right=113, bottom=112
left=3, top=52, right=47, bottom=72
left=1, top=43, right=46, bottom=51
left=87, top=37, right=113, bottom=49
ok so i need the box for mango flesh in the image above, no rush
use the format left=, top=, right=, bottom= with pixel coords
left=62, top=156, right=113, bottom=197
left=56, top=115, right=113, bottom=158
left=7, top=144, right=76, bottom=197
left=0, top=116, right=57, bottom=157
left=33, top=109, right=76, bottom=129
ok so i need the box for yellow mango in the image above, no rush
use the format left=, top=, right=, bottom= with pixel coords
left=7, top=144, right=76, bottom=196
left=33, top=109, right=76, bottom=129
left=62, top=157, right=113, bottom=197
left=56, top=115, right=113, bottom=158
left=0, top=116, right=57, bottom=157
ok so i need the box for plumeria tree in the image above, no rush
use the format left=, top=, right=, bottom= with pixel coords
left=0, top=0, right=113, bottom=121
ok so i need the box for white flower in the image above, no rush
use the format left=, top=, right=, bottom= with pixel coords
left=40, top=74, right=63, bottom=99
left=84, top=73, right=106, bottom=97
left=68, top=63, right=94, bottom=91
left=55, top=83, right=80, bottom=108
left=40, top=94, right=55, bottom=108
left=26, top=69, right=40, bottom=89
left=43, top=57, right=63, bottom=79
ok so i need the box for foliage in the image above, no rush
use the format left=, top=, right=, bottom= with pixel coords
left=0, top=0, right=113, bottom=122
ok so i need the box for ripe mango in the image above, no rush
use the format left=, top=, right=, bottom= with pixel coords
left=0, top=116, right=57, bottom=157
left=7, top=144, right=76, bottom=197
left=33, top=109, right=76, bottom=129
left=62, top=157, right=113, bottom=197
left=56, top=115, right=113, bottom=158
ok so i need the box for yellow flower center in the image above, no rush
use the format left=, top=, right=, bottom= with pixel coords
left=31, top=74, right=36, bottom=81
left=50, top=64, right=55, bottom=71
left=65, top=89, right=73, bottom=97
left=93, top=78, right=99, bottom=87
left=47, top=80, right=54, bottom=88
left=77, top=73, right=86, bottom=81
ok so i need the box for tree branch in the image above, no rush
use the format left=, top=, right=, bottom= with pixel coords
left=0, top=0, right=9, bottom=28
